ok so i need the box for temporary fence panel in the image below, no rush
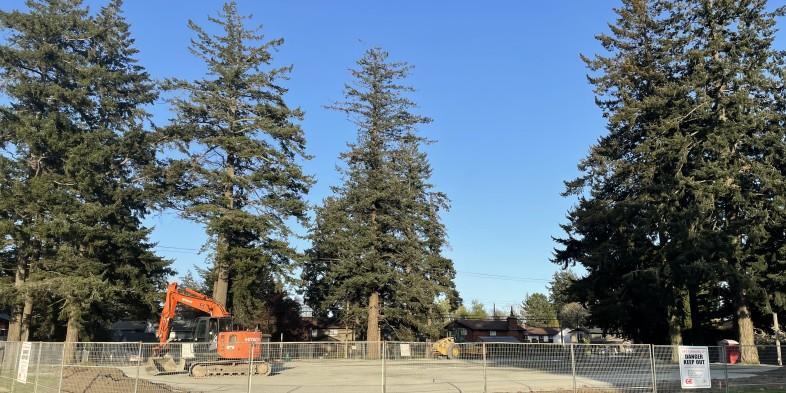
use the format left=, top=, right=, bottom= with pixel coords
left=0, top=341, right=21, bottom=392
left=383, top=341, right=485, bottom=393
left=652, top=344, right=786, bottom=393
left=725, top=345, right=786, bottom=392
left=3, top=341, right=786, bottom=393
left=250, top=341, right=384, bottom=393
left=35, top=342, right=65, bottom=393
left=483, top=342, right=574, bottom=392
left=573, top=344, right=654, bottom=392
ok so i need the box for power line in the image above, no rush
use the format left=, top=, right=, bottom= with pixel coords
left=155, top=245, right=551, bottom=283
left=458, top=271, right=549, bottom=282
left=157, top=245, right=200, bottom=251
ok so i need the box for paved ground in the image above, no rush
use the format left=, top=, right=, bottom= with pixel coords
left=127, top=360, right=779, bottom=393
left=2, top=360, right=782, bottom=393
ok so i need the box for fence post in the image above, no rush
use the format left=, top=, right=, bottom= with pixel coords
left=649, top=345, right=657, bottom=393
left=246, top=342, right=254, bottom=393
left=723, top=346, right=729, bottom=393
left=570, top=343, right=577, bottom=393
left=33, top=342, right=43, bottom=393
left=57, top=343, right=66, bottom=393
left=133, top=342, right=143, bottom=393
left=381, top=341, right=386, bottom=393
left=772, top=312, right=783, bottom=367
left=482, top=342, right=487, bottom=393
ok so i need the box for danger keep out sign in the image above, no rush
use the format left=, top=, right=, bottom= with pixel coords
left=679, top=346, right=711, bottom=389
left=16, top=341, right=32, bottom=384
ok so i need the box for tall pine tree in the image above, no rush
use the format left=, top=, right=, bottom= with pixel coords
left=555, top=0, right=786, bottom=358
left=161, top=1, right=311, bottom=326
left=0, top=0, right=171, bottom=343
left=303, top=48, right=459, bottom=343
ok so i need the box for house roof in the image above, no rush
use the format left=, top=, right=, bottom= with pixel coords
left=570, top=327, right=604, bottom=334
left=449, top=318, right=524, bottom=331
left=478, top=336, right=520, bottom=343
left=525, top=327, right=561, bottom=336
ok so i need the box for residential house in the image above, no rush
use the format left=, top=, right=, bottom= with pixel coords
left=309, top=325, right=354, bottom=342
left=301, top=318, right=355, bottom=342
left=568, top=327, right=627, bottom=344
left=445, top=314, right=526, bottom=342
left=524, top=327, right=565, bottom=343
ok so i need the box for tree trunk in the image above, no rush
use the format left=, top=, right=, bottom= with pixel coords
left=7, top=313, right=21, bottom=342
left=736, top=301, right=760, bottom=364
left=212, top=263, right=229, bottom=307
left=668, top=302, right=683, bottom=362
left=213, top=154, right=236, bottom=307
left=64, top=311, right=80, bottom=364
left=367, top=291, right=380, bottom=359
left=20, top=295, right=33, bottom=341
left=687, top=285, right=700, bottom=342
left=7, top=258, right=29, bottom=341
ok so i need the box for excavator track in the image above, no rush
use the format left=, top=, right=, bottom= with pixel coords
left=189, top=360, right=272, bottom=378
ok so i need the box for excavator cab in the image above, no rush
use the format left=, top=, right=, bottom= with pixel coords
left=192, top=316, right=262, bottom=359
left=193, top=316, right=233, bottom=343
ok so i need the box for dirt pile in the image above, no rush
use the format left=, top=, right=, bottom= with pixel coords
left=60, top=367, right=186, bottom=393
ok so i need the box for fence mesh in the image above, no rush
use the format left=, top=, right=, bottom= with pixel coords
left=0, top=341, right=784, bottom=392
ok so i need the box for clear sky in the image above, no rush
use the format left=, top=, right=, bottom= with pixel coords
left=4, top=0, right=645, bottom=312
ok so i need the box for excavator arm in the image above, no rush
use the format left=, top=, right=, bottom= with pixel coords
left=157, top=282, right=231, bottom=345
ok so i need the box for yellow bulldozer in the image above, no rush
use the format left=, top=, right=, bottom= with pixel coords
left=431, top=337, right=461, bottom=359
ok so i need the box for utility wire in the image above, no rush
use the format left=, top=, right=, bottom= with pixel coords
left=155, top=245, right=551, bottom=283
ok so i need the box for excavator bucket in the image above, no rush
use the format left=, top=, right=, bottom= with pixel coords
left=146, top=356, right=187, bottom=375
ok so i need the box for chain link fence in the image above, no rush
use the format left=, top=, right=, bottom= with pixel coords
left=1, top=340, right=784, bottom=392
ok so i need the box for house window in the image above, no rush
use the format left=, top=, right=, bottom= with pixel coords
left=458, top=328, right=467, bottom=336
left=489, top=331, right=497, bottom=336
left=329, top=329, right=338, bottom=336
left=311, top=329, right=318, bottom=337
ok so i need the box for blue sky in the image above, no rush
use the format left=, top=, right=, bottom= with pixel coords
left=4, top=1, right=653, bottom=312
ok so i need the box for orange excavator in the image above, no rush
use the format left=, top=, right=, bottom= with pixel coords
left=147, top=282, right=271, bottom=377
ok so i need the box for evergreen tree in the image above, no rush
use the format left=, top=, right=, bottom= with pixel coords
left=522, top=293, right=558, bottom=327
left=161, top=2, right=311, bottom=327
left=179, top=271, right=209, bottom=295
left=555, top=0, right=786, bottom=357
left=675, top=0, right=786, bottom=362
left=548, top=270, right=578, bottom=313
left=303, top=48, right=458, bottom=343
left=554, top=0, right=683, bottom=344
left=559, top=302, right=589, bottom=329
left=455, top=300, right=488, bottom=319
left=0, top=0, right=171, bottom=343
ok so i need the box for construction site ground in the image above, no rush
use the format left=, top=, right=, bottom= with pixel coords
left=3, top=360, right=785, bottom=392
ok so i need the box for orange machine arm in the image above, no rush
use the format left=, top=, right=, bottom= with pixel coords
left=157, top=282, right=231, bottom=345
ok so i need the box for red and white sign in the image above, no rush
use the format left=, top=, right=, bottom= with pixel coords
left=16, top=342, right=32, bottom=384
left=679, top=346, right=711, bottom=389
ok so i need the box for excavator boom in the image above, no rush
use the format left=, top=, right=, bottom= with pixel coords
left=157, top=282, right=231, bottom=345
